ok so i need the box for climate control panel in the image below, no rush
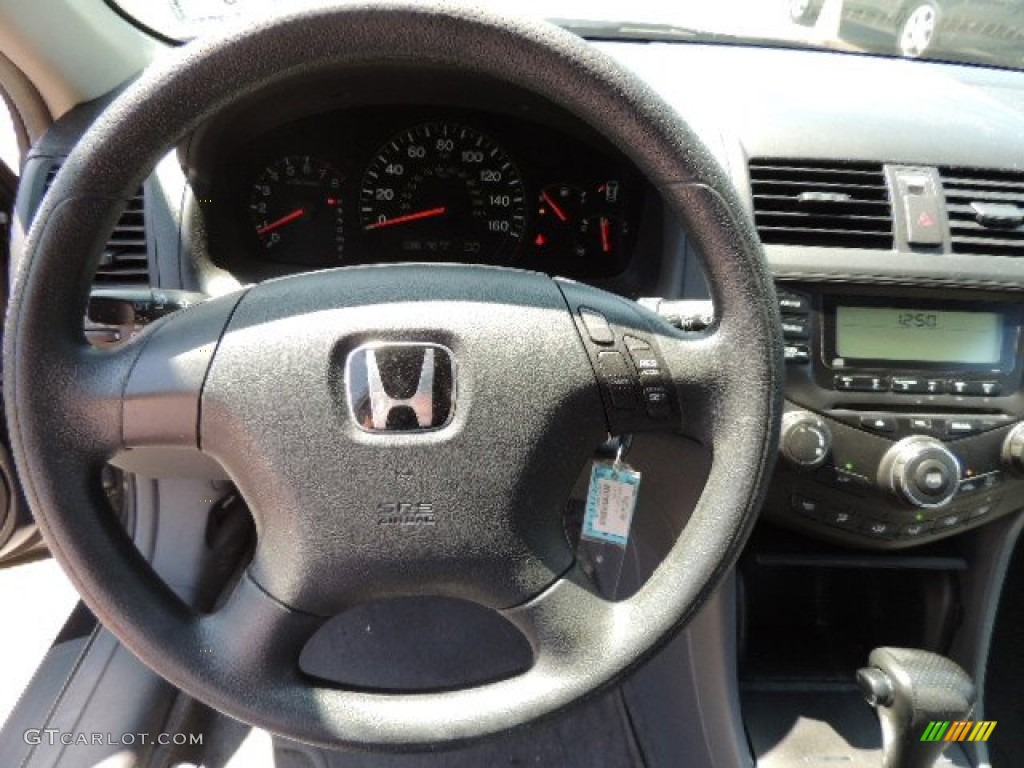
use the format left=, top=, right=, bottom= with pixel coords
left=770, top=404, right=1021, bottom=548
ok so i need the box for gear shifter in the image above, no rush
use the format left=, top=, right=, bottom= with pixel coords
left=857, top=648, right=976, bottom=768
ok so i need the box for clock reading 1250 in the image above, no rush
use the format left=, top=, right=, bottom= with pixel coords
left=359, top=122, right=526, bottom=264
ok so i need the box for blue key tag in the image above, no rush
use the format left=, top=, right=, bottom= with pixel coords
left=578, top=456, right=641, bottom=599
left=582, top=461, right=642, bottom=547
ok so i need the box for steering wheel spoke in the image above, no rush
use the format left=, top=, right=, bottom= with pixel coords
left=198, top=571, right=324, bottom=688
left=657, top=327, right=731, bottom=442
left=121, top=293, right=244, bottom=450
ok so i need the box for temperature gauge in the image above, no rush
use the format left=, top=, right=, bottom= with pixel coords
left=532, top=179, right=631, bottom=276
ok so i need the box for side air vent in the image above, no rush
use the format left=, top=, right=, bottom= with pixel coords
left=42, top=163, right=150, bottom=285
left=939, top=167, right=1024, bottom=258
left=749, top=160, right=894, bottom=249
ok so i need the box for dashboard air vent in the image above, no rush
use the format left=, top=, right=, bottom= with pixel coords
left=749, top=160, right=893, bottom=249
left=43, top=164, right=150, bottom=285
left=939, top=167, right=1024, bottom=258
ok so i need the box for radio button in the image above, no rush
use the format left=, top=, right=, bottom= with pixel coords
left=860, top=415, right=896, bottom=433
left=947, top=419, right=978, bottom=436
left=835, top=375, right=890, bottom=392
left=784, top=344, right=810, bottom=364
left=924, top=379, right=946, bottom=395
left=962, top=381, right=1001, bottom=397
left=778, top=291, right=810, bottom=314
left=948, top=380, right=970, bottom=396
left=908, top=417, right=938, bottom=433
left=892, top=377, right=927, bottom=393
left=781, top=317, right=809, bottom=339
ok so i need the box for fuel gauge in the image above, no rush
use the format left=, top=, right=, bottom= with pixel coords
left=577, top=214, right=629, bottom=259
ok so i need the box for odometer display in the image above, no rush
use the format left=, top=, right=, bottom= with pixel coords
left=359, top=122, right=526, bottom=263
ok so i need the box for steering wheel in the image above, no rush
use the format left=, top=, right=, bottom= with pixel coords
left=4, top=3, right=781, bottom=750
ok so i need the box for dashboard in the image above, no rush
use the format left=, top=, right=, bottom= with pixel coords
left=16, top=42, right=1024, bottom=555
left=189, top=93, right=655, bottom=285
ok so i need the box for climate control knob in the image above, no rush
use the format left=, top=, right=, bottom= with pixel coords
left=780, top=411, right=832, bottom=470
left=1002, top=422, right=1024, bottom=476
left=879, top=436, right=961, bottom=509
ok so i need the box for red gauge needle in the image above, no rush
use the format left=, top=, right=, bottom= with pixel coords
left=257, top=208, right=305, bottom=236
left=600, top=216, right=612, bottom=254
left=541, top=191, right=569, bottom=223
left=364, top=206, right=447, bottom=231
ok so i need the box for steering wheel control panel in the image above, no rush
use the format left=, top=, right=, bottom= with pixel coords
left=769, top=284, right=1024, bottom=548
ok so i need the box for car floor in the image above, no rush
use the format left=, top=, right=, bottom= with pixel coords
left=0, top=557, right=80, bottom=728
left=986, top=540, right=1024, bottom=768
left=176, top=691, right=646, bottom=768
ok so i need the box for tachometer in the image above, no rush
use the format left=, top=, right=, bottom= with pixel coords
left=248, top=155, right=344, bottom=266
left=359, top=123, right=526, bottom=263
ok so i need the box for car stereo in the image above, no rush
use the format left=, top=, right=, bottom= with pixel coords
left=770, top=285, right=1024, bottom=550
left=820, top=296, right=1021, bottom=393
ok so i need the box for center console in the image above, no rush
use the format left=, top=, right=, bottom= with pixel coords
left=768, top=283, right=1024, bottom=549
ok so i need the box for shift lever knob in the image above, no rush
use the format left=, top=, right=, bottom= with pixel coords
left=857, top=648, right=976, bottom=768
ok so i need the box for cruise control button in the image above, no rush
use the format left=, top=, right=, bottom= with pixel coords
left=784, top=344, right=810, bottom=364
left=622, top=335, right=650, bottom=351
left=580, top=308, right=615, bottom=345
left=629, top=351, right=661, bottom=371
left=860, top=415, right=896, bottom=433
left=642, top=387, right=672, bottom=419
left=597, top=350, right=629, bottom=377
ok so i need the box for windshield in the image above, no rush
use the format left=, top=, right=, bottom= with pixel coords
left=112, top=0, right=1024, bottom=72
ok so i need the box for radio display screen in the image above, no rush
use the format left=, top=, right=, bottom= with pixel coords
left=836, top=306, right=1004, bottom=365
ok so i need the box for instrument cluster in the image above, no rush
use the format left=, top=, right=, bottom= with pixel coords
left=200, top=107, right=650, bottom=281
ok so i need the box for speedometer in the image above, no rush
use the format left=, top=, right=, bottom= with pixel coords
left=359, top=122, right=526, bottom=263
